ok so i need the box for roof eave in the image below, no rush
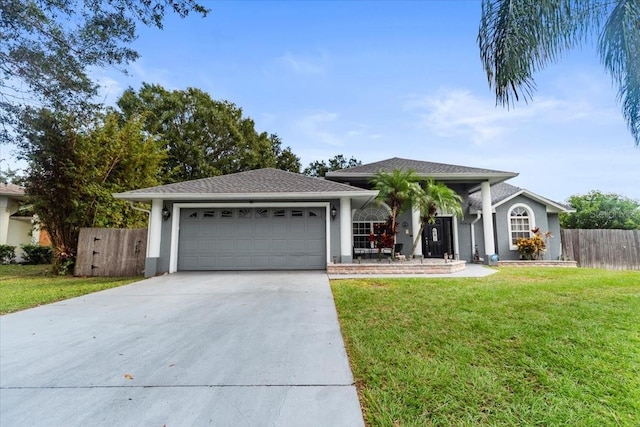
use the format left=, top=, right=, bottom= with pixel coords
left=491, top=190, right=573, bottom=213
left=328, top=171, right=518, bottom=186
left=113, top=190, right=379, bottom=203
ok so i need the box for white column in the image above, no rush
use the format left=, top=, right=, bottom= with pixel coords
left=148, top=199, right=163, bottom=258
left=411, top=205, right=423, bottom=257
left=339, top=197, right=352, bottom=262
left=481, top=181, right=495, bottom=259
left=452, top=216, right=459, bottom=259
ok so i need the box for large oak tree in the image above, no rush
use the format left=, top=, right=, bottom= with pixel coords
left=116, top=84, right=300, bottom=182
left=0, top=0, right=208, bottom=143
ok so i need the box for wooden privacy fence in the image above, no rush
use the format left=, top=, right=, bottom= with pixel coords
left=75, top=228, right=147, bottom=277
left=561, top=229, right=640, bottom=270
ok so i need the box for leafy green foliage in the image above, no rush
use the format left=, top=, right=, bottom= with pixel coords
left=370, top=169, right=420, bottom=256
left=303, top=154, right=362, bottom=177
left=20, top=244, right=53, bottom=265
left=410, top=178, right=463, bottom=256
left=0, top=245, right=16, bottom=264
left=515, top=234, right=546, bottom=259
left=560, top=190, right=640, bottom=229
left=478, top=0, right=640, bottom=146
left=0, top=0, right=208, bottom=142
left=18, top=108, right=165, bottom=272
left=332, top=268, right=640, bottom=426
left=0, top=162, right=23, bottom=184
left=267, top=133, right=302, bottom=173
left=116, top=84, right=300, bottom=182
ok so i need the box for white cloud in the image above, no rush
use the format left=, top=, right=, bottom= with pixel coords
left=405, top=89, right=621, bottom=146
left=130, top=61, right=173, bottom=88
left=93, top=75, right=124, bottom=106
left=295, top=111, right=342, bottom=146
left=275, top=51, right=328, bottom=76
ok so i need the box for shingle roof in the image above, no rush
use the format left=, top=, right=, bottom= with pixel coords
left=0, top=183, right=25, bottom=197
left=468, top=182, right=571, bottom=211
left=326, top=157, right=516, bottom=177
left=468, top=182, right=521, bottom=209
left=117, top=168, right=372, bottom=196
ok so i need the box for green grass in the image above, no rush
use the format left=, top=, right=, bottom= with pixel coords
left=0, top=264, right=142, bottom=314
left=331, top=268, right=640, bottom=426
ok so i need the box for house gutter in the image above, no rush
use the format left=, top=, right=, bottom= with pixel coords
left=129, top=201, right=151, bottom=215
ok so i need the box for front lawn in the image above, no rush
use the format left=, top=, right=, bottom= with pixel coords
left=332, top=268, right=640, bottom=426
left=0, top=264, right=142, bottom=314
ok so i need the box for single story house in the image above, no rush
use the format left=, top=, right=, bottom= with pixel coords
left=113, top=157, right=572, bottom=277
left=0, top=183, right=48, bottom=261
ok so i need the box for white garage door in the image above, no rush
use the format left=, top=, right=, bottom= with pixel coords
left=178, top=207, right=326, bottom=270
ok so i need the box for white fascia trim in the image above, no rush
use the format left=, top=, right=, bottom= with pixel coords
left=114, top=191, right=376, bottom=202
left=169, top=201, right=331, bottom=274
left=491, top=190, right=572, bottom=213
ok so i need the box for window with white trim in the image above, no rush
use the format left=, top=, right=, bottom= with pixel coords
left=352, top=205, right=390, bottom=250
left=508, top=204, right=535, bottom=249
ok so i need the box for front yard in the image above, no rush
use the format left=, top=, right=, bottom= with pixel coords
left=332, top=267, right=640, bottom=426
left=0, top=265, right=141, bottom=314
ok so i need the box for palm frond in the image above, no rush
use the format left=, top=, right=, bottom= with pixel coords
left=599, top=0, right=640, bottom=145
left=479, top=0, right=605, bottom=107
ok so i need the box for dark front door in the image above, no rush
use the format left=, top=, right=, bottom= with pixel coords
left=423, top=217, right=453, bottom=258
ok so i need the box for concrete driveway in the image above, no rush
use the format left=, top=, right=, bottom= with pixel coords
left=0, top=272, right=364, bottom=426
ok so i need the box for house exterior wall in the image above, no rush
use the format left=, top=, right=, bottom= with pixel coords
left=329, top=198, right=341, bottom=262
left=7, top=219, right=33, bottom=261
left=547, top=213, right=561, bottom=260
left=395, top=210, right=413, bottom=255
left=0, top=196, right=20, bottom=245
left=1, top=197, right=35, bottom=262
left=494, top=195, right=560, bottom=261
left=453, top=187, right=473, bottom=261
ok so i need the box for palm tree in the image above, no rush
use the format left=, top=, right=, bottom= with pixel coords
left=478, top=0, right=640, bottom=146
left=370, top=169, right=420, bottom=257
left=410, top=178, right=463, bottom=257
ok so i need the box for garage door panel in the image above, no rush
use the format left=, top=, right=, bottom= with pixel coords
left=235, top=238, right=255, bottom=251
left=178, top=207, right=326, bottom=271
left=288, top=240, right=306, bottom=251
left=289, top=222, right=306, bottom=233
left=307, top=239, right=324, bottom=251
left=271, top=239, right=287, bottom=250
left=269, top=255, right=289, bottom=269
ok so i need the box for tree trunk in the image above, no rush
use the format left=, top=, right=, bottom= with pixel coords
left=390, top=207, right=398, bottom=258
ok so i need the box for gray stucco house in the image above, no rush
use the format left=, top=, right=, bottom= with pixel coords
left=114, top=157, right=572, bottom=277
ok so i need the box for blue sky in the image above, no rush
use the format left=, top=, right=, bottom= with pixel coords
left=5, top=0, right=640, bottom=202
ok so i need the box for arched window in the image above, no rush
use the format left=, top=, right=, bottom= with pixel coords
left=508, top=204, right=535, bottom=249
left=353, top=205, right=390, bottom=250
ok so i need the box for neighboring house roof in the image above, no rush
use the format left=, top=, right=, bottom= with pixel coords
left=326, top=157, right=518, bottom=185
left=113, top=168, right=378, bottom=202
left=468, top=182, right=573, bottom=213
left=0, top=183, right=25, bottom=199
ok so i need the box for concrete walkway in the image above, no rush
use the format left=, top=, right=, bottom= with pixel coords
left=328, top=262, right=499, bottom=279
left=0, top=272, right=364, bottom=426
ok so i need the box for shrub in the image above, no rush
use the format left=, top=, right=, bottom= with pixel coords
left=515, top=235, right=546, bottom=260
left=21, top=244, right=54, bottom=265
left=0, top=245, right=16, bottom=264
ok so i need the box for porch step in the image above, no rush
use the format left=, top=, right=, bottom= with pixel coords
left=327, top=260, right=466, bottom=275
